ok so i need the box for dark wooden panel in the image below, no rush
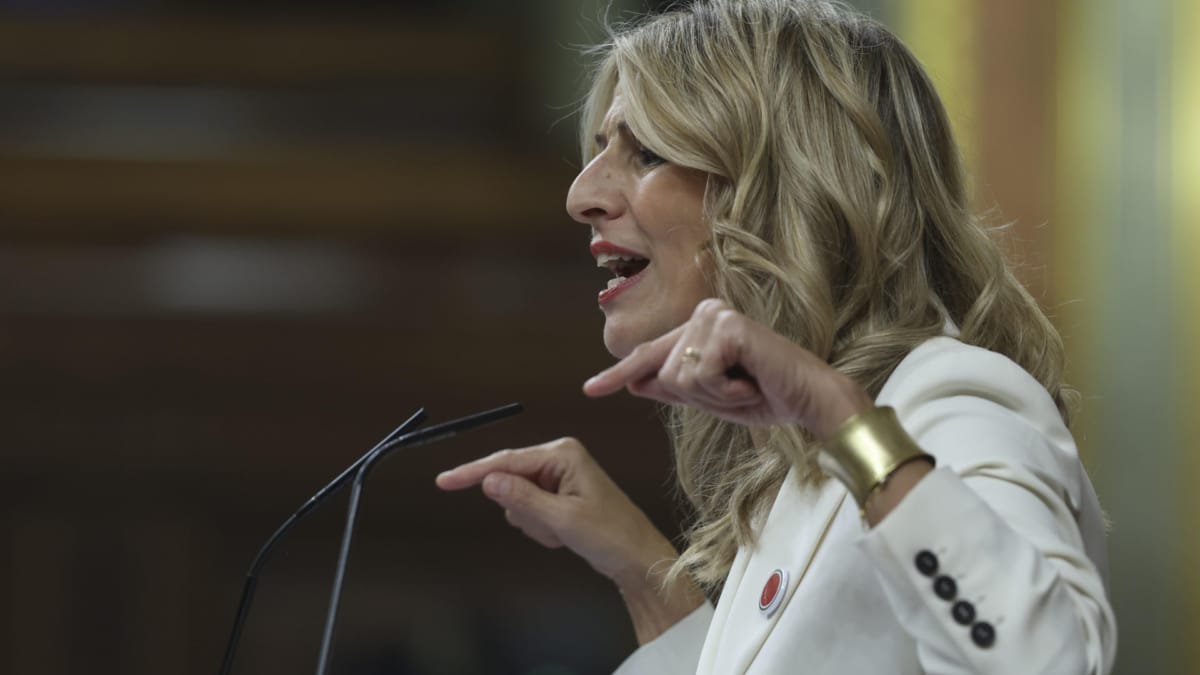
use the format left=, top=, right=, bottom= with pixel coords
left=0, top=7, right=661, bottom=675
left=0, top=17, right=519, bottom=84
left=0, top=153, right=574, bottom=238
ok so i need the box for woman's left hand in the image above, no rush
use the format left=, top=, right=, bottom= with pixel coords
left=583, top=298, right=873, bottom=440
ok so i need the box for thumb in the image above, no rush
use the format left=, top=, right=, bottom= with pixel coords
left=482, top=472, right=561, bottom=523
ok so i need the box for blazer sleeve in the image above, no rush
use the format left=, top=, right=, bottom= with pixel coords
left=858, top=340, right=1117, bottom=674
left=612, top=602, right=714, bottom=675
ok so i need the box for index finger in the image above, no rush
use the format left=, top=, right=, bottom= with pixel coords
left=582, top=325, right=683, bottom=397
left=436, top=447, right=548, bottom=490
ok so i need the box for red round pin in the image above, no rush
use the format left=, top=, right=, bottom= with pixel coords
left=758, top=568, right=788, bottom=617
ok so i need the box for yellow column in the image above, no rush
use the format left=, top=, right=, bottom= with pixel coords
left=1171, top=0, right=1200, bottom=656
left=895, top=0, right=980, bottom=175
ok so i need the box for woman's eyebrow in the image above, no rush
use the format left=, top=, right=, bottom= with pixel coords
left=594, top=121, right=635, bottom=150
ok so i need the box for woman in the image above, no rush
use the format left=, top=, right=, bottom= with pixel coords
left=438, top=0, right=1116, bottom=672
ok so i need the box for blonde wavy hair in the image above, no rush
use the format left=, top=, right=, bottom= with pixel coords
left=579, top=0, right=1073, bottom=591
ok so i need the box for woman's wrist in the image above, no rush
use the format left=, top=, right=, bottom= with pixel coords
left=617, top=574, right=706, bottom=645
left=860, top=458, right=934, bottom=526
left=613, top=538, right=705, bottom=645
left=810, top=374, right=875, bottom=440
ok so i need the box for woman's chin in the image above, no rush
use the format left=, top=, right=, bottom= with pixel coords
left=603, top=312, right=684, bottom=359
left=602, top=330, right=633, bottom=359
left=602, top=321, right=642, bottom=359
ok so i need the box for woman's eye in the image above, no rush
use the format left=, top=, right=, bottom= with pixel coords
left=636, top=145, right=665, bottom=167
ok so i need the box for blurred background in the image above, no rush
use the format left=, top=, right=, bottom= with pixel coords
left=0, top=0, right=1193, bottom=673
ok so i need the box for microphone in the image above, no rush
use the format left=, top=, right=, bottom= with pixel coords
left=314, top=402, right=523, bottom=675
left=220, top=407, right=429, bottom=675
left=219, top=402, right=524, bottom=675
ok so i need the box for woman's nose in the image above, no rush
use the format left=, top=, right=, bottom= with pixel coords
left=566, top=156, right=621, bottom=226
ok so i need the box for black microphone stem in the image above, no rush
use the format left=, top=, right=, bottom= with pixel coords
left=219, top=407, right=428, bottom=675
left=313, top=402, right=523, bottom=675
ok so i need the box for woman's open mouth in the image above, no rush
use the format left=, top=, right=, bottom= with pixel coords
left=596, top=251, right=650, bottom=306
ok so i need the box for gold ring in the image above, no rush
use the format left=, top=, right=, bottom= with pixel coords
left=682, top=347, right=701, bottom=364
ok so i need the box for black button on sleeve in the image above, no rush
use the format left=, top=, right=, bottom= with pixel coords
left=970, top=621, right=996, bottom=648
left=933, top=575, right=957, bottom=600
left=914, top=550, right=938, bottom=577
left=951, top=600, right=975, bottom=625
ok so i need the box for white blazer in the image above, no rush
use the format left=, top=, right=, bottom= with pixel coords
left=615, top=337, right=1116, bottom=674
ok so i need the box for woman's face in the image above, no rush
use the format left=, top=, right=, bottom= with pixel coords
left=566, top=93, right=713, bottom=358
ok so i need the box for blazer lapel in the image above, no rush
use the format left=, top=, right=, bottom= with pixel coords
left=696, top=468, right=848, bottom=674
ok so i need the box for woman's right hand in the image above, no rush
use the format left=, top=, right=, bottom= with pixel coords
left=436, top=437, right=671, bottom=586
left=436, top=437, right=705, bottom=643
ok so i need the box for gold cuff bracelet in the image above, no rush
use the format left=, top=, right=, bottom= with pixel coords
left=817, top=406, right=934, bottom=508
